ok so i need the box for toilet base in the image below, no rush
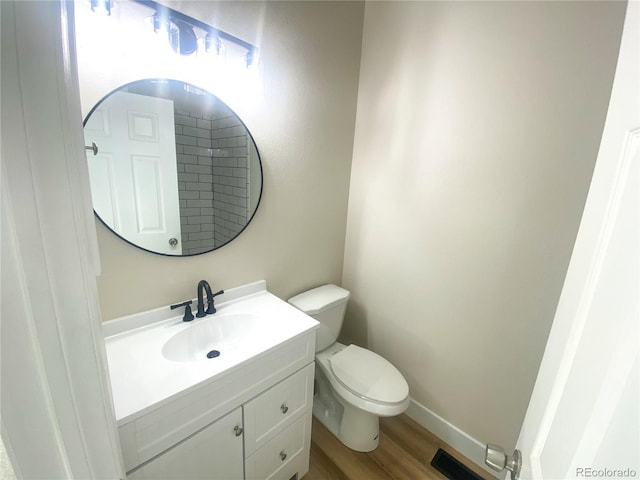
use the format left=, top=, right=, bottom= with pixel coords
left=313, top=366, right=380, bottom=452
left=338, top=402, right=379, bottom=452
left=312, top=396, right=380, bottom=452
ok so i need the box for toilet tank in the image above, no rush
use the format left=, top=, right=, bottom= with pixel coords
left=288, top=285, right=350, bottom=352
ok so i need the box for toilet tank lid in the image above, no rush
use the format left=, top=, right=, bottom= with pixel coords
left=287, top=284, right=350, bottom=315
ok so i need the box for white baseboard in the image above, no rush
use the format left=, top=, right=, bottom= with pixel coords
left=405, top=398, right=500, bottom=478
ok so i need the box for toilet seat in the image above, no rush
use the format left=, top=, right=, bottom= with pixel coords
left=329, top=344, right=409, bottom=405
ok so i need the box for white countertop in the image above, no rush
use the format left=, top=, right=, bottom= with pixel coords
left=103, top=282, right=318, bottom=425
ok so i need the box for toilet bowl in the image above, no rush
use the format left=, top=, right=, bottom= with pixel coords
left=288, top=285, right=409, bottom=452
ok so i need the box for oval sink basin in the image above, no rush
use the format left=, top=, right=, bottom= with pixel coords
left=162, top=313, right=267, bottom=362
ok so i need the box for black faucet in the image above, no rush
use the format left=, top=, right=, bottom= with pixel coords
left=196, top=280, right=224, bottom=318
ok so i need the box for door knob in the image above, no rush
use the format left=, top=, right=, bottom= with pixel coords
left=85, top=142, right=98, bottom=155
left=485, top=444, right=521, bottom=480
left=169, top=237, right=178, bottom=247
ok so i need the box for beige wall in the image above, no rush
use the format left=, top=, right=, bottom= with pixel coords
left=82, top=0, right=626, bottom=453
left=341, top=1, right=625, bottom=450
left=79, top=1, right=364, bottom=320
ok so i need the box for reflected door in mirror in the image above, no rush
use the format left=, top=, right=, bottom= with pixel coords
left=85, top=91, right=182, bottom=255
left=83, top=79, right=263, bottom=256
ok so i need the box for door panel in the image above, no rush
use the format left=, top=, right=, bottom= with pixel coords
left=512, top=3, right=639, bottom=479
left=131, top=155, right=164, bottom=232
left=85, top=90, right=182, bottom=254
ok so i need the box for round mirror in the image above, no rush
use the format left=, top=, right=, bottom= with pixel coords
left=83, top=79, right=262, bottom=256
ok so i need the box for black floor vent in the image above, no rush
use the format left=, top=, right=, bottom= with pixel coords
left=431, top=448, right=486, bottom=480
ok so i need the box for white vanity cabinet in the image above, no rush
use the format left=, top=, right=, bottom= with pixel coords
left=118, top=331, right=317, bottom=480
left=126, top=407, right=244, bottom=480
left=105, top=282, right=319, bottom=480
left=125, top=362, right=314, bottom=480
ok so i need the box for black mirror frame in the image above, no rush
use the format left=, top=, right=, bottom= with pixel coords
left=83, top=78, right=264, bottom=257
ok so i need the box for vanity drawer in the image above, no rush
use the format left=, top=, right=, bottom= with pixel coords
left=243, top=362, right=314, bottom=456
left=244, top=413, right=312, bottom=480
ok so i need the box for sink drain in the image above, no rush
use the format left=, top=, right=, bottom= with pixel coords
left=207, top=350, right=220, bottom=359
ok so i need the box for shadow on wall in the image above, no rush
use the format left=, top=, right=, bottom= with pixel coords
left=339, top=301, right=369, bottom=348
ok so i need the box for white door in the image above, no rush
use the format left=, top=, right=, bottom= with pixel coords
left=493, top=3, right=639, bottom=479
left=84, top=90, right=182, bottom=255
left=2, top=1, right=124, bottom=477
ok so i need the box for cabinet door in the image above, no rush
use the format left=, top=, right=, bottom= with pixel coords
left=127, top=408, right=243, bottom=480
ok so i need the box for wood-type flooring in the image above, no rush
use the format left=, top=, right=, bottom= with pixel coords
left=305, top=414, right=494, bottom=480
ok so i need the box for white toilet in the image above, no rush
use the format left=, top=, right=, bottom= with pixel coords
left=288, top=284, right=409, bottom=452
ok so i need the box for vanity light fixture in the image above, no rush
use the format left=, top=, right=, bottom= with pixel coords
left=90, top=0, right=112, bottom=15
left=205, top=33, right=222, bottom=56
left=133, top=0, right=258, bottom=67
left=245, top=50, right=255, bottom=68
left=152, top=10, right=168, bottom=33
left=171, top=20, right=198, bottom=55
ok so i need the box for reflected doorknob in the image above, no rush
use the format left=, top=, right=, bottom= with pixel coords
left=85, top=142, right=98, bottom=155
left=485, top=444, right=521, bottom=480
left=169, top=237, right=178, bottom=247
